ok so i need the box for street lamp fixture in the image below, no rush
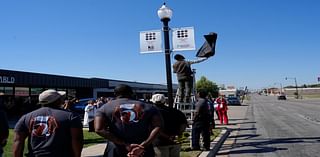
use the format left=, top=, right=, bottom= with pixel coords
left=158, top=3, right=174, bottom=108
left=285, top=77, right=299, bottom=99
left=157, top=3, right=173, bottom=20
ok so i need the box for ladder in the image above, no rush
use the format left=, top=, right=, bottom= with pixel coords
left=173, top=69, right=198, bottom=121
left=173, top=69, right=197, bottom=147
left=173, top=88, right=196, bottom=120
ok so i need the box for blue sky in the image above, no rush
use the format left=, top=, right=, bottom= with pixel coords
left=0, top=0, right=319, bottom=90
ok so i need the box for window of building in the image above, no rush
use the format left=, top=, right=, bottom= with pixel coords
left=0, top=87, right=14, bottom=95
left=31, top=88, right=43, bottom=96
left=67, top=89, right=76, bottom=98
left=15, top=87, right=29, bottom=96
left=0, top=86, right=4, bottom=95
left=5, top=87, right=13, bottom=95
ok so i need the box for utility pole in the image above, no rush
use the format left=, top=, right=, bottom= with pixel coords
left=285, top=77, right=299, bottom=99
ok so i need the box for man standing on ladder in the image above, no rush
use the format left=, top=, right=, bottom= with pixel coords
left=173, top=54, right=207, bottom=103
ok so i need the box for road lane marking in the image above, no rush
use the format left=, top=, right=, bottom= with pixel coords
left=297, top=114, right=320, bottom=125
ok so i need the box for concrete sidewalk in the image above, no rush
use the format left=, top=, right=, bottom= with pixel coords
left=199, top=102, right=249, bottom=157
left=81, top=143, right=106, bottom=157
left=214, top=102, right=249, bottom=157
left=81, top=102, right=249, bottom=157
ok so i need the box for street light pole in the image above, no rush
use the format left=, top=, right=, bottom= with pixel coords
left=158, top=3, right=174, bottom=108
left=294, top=78, right=298, bottom=98
left=285, top=77, right=299, bottom=99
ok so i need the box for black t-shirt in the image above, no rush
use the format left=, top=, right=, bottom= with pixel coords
left=0, top=110, right=9, bottom=154
left=14, top=107, right=82, bottom=157
left=95, top=98, right=162, bottom=156
left=153, top=105, right=187, bottom=146
left=194, top=98, right=211, bottom=126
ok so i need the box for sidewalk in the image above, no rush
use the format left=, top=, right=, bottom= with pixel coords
left=199, top=101, right=249, bottom=157
left=81, top=143, right=106, bottom=157
left=81, top=102, right=249, bottom=157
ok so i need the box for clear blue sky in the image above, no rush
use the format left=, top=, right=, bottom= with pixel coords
left=1, top=0, right=319, bottom=90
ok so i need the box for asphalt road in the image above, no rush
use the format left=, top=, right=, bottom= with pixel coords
left=220, top=94, right=320, bottom=157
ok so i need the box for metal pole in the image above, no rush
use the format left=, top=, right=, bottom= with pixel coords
left=161, top=18, right=174, bottom=108
left=294, top=78, right=299, bottom=99
left=192, top=69, right=197, bottom=103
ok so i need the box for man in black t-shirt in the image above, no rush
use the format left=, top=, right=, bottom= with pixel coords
left=95, top=84, right=162, bottom=157
left=13, top=89, right=83, bottom=157
left=151, top=94, right=187, bottom=157
left=0, top=108, right=9, bottom=157
left=192, top=90, right=211, bottom=151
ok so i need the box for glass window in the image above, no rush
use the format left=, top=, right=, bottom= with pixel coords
left=0, top=86, right=4, bottom=95
left=4, top=87, right=13, bottom=95
left=15, top=87, right=29, bottom=96
left=31, top=88, right=43, bottom=96
left=67, top=89, right=76, bottom=98
left=57, top=88, right=66, bottom=92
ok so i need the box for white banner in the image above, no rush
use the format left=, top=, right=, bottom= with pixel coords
left=139, top=30, right=162, bottom=54
left=172, top=27, right=195, bottom=51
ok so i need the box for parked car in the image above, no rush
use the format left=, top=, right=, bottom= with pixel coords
left=227, top=96, right=241, bottom=105
left=277, top=94, right=287, bottom=100
left=71, top=98, right=95, bottom=116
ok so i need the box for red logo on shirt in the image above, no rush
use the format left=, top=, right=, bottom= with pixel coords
left=114, top=103, right=144, bottom=124
left=29, top=116, right=58, bottom=137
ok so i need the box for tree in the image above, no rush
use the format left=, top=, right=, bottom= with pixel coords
left=196, top=76, right=219, bottom=98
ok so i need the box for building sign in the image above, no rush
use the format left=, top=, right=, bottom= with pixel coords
left=0, top=76, right=15, bottom=84
left=227, top=86, right=235, bottom=90
left=172, top=27, right=195, bottom=51
left=139, top=30, right=162, bottom=54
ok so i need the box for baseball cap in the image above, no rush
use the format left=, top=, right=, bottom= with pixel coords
left=39, top=89, right=66, bottom=105
left=150, top=94, right=165, bottom=104
left=174, top=54, right=185, bottom=60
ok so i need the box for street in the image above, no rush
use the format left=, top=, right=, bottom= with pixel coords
left=217, top=94, right=320, bottom=157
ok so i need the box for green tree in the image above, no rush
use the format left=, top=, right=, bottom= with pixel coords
left=196, top=76, right=219, bottom=98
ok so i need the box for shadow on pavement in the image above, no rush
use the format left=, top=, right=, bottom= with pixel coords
left=232, top=127, right=257, bottom=131
left=219, top=147, right=288, bottom=155
left=228, top=118, right=248, bottom=121
left=228, top=121, right=256, bottom=125
left=218, top=136, right=320, bottom=155
left=229, top=134, right=260, bottom=139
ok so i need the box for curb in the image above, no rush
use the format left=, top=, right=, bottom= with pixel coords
left=199, top=127, right=230, bottom=157
left=81, top=143, right=106, bottom=157
left=81, top=127, right=231, bottom=157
